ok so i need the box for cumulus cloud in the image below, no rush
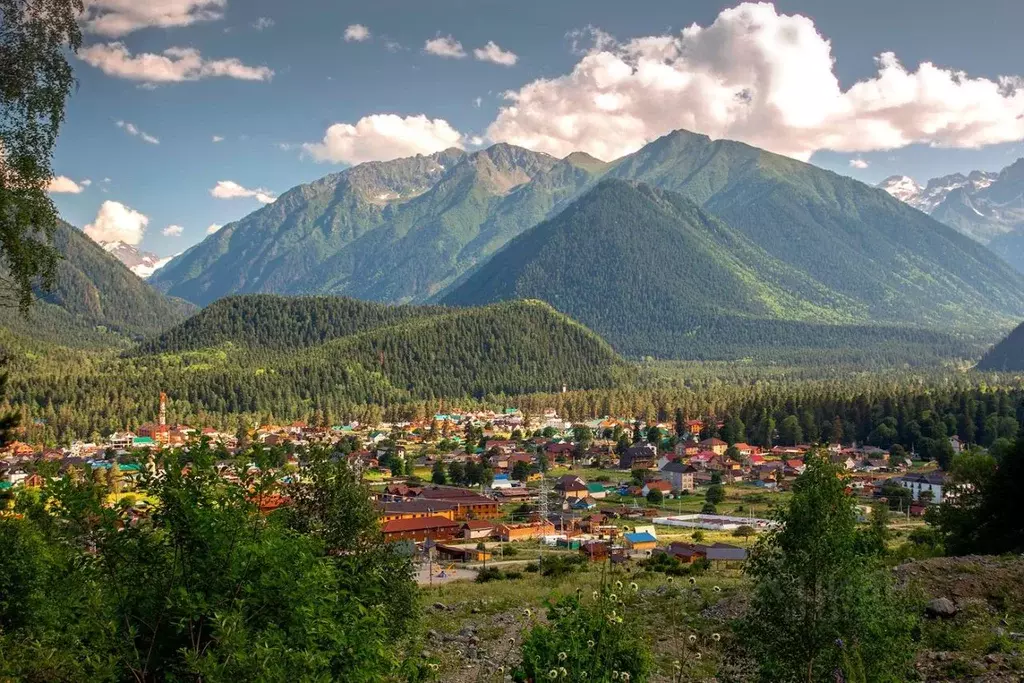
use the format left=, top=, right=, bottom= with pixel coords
left=486, top=2, right=1024, bottom=161
left=47, top=176, right=87, bottom=194
left=81, top=0, right=226, bottom=37
left=206, top=223, right=223, bottom=235
left=212, top=135, right=224, bottom=143
left=302, top=114, right=464, bottom=165
left=210, top=180, right=276, bottom=204
left=252, top=17, right=274, bottom=31
left=162, top=225, right=184, bottom=237
left=83, top=200, right=149, bottom=245
left=116, top=120, right=159, bottom=144
left=424, top=35, right=466, bottom=59
left=474, top=41, right=518, bottom=66
left=80, top=43, right=274, bottom=83
left=849, top=158, right=869, bottom=169
left=344, top=24, right=370, bottom=42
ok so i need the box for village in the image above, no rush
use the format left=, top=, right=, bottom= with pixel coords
left=0, top=392, right=951, bottom=585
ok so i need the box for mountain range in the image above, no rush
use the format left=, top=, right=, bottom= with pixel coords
left=977, top=321, right=1024, bottom=372
left=149, top=129, right=1024, bottom=361
left=878, top=158, right=1024, bottom=272
left=99, top=241, right=174, bottom=279
left=0, top=220, right=194, bottom=347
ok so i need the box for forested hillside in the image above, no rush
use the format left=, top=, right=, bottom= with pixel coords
left=443, top=180, right=987, bottom=361
left=0, top=220, right=194, bottom=346
left=977, top=320, right=1024, bottom=371
left=6, top=299, right=631, bottom=439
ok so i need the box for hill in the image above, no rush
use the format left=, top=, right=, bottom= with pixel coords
left=442, top=179, right=991, bottom=361
left=0, top=220, right=195, bottom=346
left=976, top=320, right=1024, bottom=371
left=12, top=297, right=629, bottom=435
left=150, top=145, right=606, bottom=305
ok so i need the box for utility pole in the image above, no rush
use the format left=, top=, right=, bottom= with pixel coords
left=538, top=474, right=548, bottom=572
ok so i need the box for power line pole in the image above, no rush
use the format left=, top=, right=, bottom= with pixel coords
left=538, top=474, right=549, bottom=572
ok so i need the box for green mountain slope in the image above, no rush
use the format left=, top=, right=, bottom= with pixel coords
left=150, top=144, right=608, bottom=305
left=0, top=220, right=195, bottom=346
left=605, top=130, right=1024, bottom=330
left=12, top=298, right=630, bottom=434
left=442, top=179, right=988, bottom=362
left=976, top=321, right=1024, bottom=371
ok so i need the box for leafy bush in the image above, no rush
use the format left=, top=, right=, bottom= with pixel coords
left=515, top=586, right=653, bottom=683
left=539, top=554, right=586, bottom=579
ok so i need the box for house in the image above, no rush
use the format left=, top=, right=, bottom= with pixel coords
left=568, top=496, right=598, bottom=511
left=496, top=520, right=556, bottom=542
left=490, top=474, right=514, bottom=490
left=899, top=472, right=947, bottom=504
left=585, top=482, right=608, bottom=499
left=378, top=500, right=457, bottom=522
left=462, top=520, right=496, bottom=540
left=662, top=542, right=707, bottom=564
left=623, top=531, right=657, bottom=552
left=704, top=542, right=748, bottom=566
left=436, top=544, right=493, bottom=563
left=414, top=487, right=501, bottom=519
left=698, top=438, right=728, bottom=455
left=641, top=479, right=673, bottom=498
left=381, top=516, right=461, bottom=542
left=555, top=475, right=590, bottom=499
left=620, top=443, right=657, bottom=470
left=580, top=540, right=610, bottom=561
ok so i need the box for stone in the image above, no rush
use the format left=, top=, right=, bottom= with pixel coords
left=925, top=597, right=957, bottom=618
left=433, top=602, right=446, bottom=611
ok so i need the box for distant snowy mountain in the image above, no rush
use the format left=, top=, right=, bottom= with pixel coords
left=98, top=241, right=174, bottom=279
left=878, top=160, right=1024, bottom=273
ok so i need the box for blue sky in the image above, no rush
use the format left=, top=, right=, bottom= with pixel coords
left=50, top=0, right=1024, bottom=256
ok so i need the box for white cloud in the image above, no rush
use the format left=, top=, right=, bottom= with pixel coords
left=849, top=158, right=869, bottom=169
left=162, top=225, right=184, bottom=237
left=81, top=0, right=226, bottom=37
left=424, top=35, right=466, bottom=59
left=83, top=200, right=149, bottom=245
left=302, top=114, right=464, bottom=165
left=252, top=17, right=275, bottom=31
left=47, top=176, right=87, bottom=194
left=487, top=3, right=1024, bottom=162
left=212, top=135, right=224, bottom=143
left=206, top=223, right=224, bottom=235
left=80, top=179, right=93, bottom=187
left=116, top=120, right=159, bottom=144
left=474, top=96, right=482, bottom=108
left=344, top=24, right=370, bottom=42
left=210, top=180, right=276, bottom=204
left=80, top=43, right=274, bottom=83
left=473, top=41, right=518, bottom=66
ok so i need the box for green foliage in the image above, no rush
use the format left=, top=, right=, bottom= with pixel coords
left=0, top=442, right=420, bottom=681
left=0, top=0, right=83, bottom=311
left=515, top=587, right=654, bottom=683
left=741, top=452, right=918, bottom=682
left=646, top=488, right=664, bottom=504
left=705, top=484, right=725, bottom=505
left=929, top=439, right=1024, bottom=555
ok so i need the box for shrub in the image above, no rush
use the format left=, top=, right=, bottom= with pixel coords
left=516, top=587, right=653, bottom=683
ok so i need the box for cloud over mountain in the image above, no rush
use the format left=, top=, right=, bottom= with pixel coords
left=485, top=2, right=1024, bottom=161
left=302, top=114, right=464, bottom=165
left=83, top=200, right=149, bottom=245
left=210, top=181, right=276, bottom=204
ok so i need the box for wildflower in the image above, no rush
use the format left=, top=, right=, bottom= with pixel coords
left=629, top=582, right=638, bottom=591
left=429, top=663, right=439, bottom=671
left=713, top=585, right=722, bottom=592
left=688, top=634, right=697, bottom=643
left=587, top=640, right=595, bottom=648
left=592, top=590, right=599, bottom=599
left=695, top=652, right=702, bottom=660
left=558, top=652, right=567, bottom=661
left=609, top=593, right=617, bottom=602
left=615, top=580, right=623, bottom=589
left=712, top=633, right=721, bottom=642
left=666, top=576, right=674, bottom=583
left=616, top=616, right=624, bottom=623
left=622, top=673, right=631, bottom=681
left=497, top=666, right=505, bottom=674
left=835, top=638, right=844, bottom=648
left=688, top=577, right=696, bottom=585
left=559, top=667, right=568, bottom=677
left=508, top=638, right=516, bottom=646
left=523, top=609, right=532, bottom=617
left=549, top=669, right=559, bottom=679
left=611, top=672, right=619, bottom=680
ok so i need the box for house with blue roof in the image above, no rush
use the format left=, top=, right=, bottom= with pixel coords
left=623, top=531, right=657, bottom=551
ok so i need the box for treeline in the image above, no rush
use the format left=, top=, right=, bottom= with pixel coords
left=5, top=301, right=631, bottom=442
left=135, top=294, right=450, bottom=355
